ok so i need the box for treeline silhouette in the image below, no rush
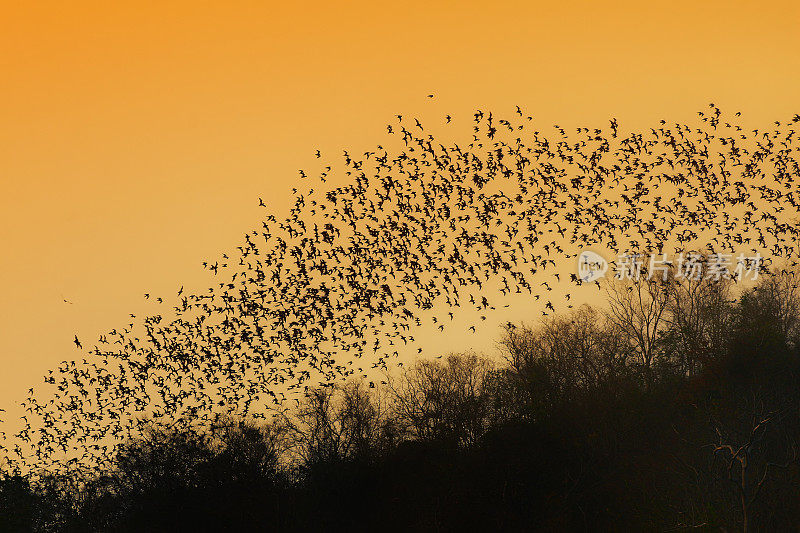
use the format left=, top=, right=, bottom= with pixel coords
left=3, top=270, right=800, bottom=532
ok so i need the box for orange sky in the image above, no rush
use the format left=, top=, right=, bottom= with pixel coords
left=1, top=0, right=799, bottom=409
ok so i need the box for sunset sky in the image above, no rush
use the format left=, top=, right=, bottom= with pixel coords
left=2, top=0, right=799, bottom=409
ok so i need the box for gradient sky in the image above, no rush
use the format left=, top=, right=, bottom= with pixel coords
left=1, top=0, right=799, bottom=409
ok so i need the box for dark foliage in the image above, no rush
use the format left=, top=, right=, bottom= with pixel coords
left=3, top=273, right=800, bottom=532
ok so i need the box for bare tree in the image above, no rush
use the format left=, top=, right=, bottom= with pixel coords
left=604, top=274, right=671, bottom=386
left=497, top=306, right=627, bottom=419
left=664, top=272, right=734, bottom=376
left=747, top=269, right=800, bottom=345
left=388, top=353, right=494, bottom=447
left=710, top=404, right=796, bottom=533
left=284, top=380, right=391, bottom=469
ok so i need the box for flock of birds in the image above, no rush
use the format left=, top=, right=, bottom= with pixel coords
left=2, top=104, right=800, bottom=476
